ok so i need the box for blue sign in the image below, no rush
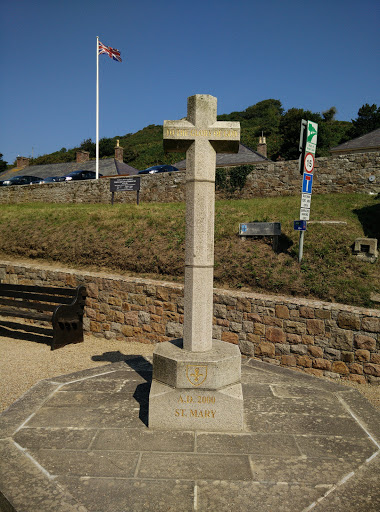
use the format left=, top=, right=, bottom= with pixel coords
left=302, top=173, right=313, bottom=194
left=294, top=220, right=307, bottom=231
left=241, top=224, right=247, bottom=233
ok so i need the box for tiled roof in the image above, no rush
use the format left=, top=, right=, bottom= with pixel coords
left=114, top=160, right=140, bottom=175
left=0, top=159, right=139, bottom=180
left=330, top=127, right=380, bottom=153
left=174, top=143, right=268, bottom=170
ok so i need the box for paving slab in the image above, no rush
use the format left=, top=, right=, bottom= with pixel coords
left=0, top=357, right=379, bottom=512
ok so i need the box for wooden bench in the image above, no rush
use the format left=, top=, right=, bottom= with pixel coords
left=0, top=283, right=87, bottom=350
left=239, top=222, right=281, bottom=251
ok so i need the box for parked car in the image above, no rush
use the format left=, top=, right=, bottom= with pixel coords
left=63, top=170, right=102, bottom=181
left=138, top=165, right=179, bottom=175
left=2, top=175, right=42, bottom=186
left=39, top=176, right=65, bottom=184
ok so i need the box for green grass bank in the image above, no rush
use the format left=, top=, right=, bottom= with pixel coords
left=0, top=193, right=378, bottom=309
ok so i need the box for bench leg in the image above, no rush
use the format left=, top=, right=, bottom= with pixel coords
left=52, top=319, right=84, bottom=350
left=272, top=236, right=279, bottom=252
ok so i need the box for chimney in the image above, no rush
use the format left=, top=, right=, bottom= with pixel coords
left=114, top=140, right=124, bottom=162
left=257, top=134, right=267, bottom=158
left=76, top=150, right=90, bottom=163
left=16, top=156, right=30, bottom=168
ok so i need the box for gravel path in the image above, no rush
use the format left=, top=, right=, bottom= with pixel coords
left=0, top=318, right=379, bottom=413
left=0, top=319, right=155, bottom=412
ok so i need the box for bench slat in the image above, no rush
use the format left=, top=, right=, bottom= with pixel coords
left=0, top=283, right=76, bottom=296
left=0, top=307, right=52, bottom=322
left=0, top=297, right=57, bottom=312
left=0, top=289, right=73, bottom=304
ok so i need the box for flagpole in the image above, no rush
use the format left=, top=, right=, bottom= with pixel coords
left=96, top=36, right=99, bottom=179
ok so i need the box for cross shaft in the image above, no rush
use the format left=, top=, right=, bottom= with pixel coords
left=164, top=95, right=240, bottom=352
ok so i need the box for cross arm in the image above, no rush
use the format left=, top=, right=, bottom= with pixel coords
left=163, top=120, right=240, bottom=154
left=163, top=120, right=194, bottom=153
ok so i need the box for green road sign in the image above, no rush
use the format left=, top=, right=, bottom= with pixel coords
left=306, top=121, right=318, bottom=154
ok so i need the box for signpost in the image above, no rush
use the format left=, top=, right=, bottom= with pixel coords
left=298, top=119, right=307, bottom=175
left=304, top=152, right=314, bottom=173
left=302, top=173, right=314, bottom=194
left=300, top=194, right=311, bottom=209
left=294, top=220, right=307, bottom=231
left=296, top=120, right=318, bottom=262
left=110, top=177, right=140, bottom=205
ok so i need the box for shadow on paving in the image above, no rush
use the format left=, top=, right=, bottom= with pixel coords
left=92, top=352, right=153, bottom=426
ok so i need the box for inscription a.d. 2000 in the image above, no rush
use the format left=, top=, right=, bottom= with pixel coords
left=175, top=394, right=216, bottom=419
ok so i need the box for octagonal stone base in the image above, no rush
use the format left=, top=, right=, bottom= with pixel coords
left=149, top=339, right=244, bottom=432
left=151, top=339, right=241, bottom=390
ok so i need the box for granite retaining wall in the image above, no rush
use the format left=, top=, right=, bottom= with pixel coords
left=0, top=152, right=378, bottom=204
left=1, top=260, right=379, bottom=384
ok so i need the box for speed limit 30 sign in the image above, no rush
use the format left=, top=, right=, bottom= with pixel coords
left=304, top=152, right=315, bottom=174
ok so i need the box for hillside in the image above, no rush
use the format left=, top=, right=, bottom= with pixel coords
left=0, top=194, right=378, bottom=309
left=27, top=99, right=354, bottom=170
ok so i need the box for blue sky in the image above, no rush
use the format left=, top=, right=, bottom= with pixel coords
left=1, top=0, right=379, bottom=165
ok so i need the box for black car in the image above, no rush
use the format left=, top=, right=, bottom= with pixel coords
left=64, top=170, right=102, bottom=181
left=2, top=175, right=42, bottom=186
left=40, top=176, right=65, bottom=184
left=138, top=165, right=179, bottom=175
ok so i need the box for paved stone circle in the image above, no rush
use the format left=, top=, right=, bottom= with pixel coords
left=0, top=357, right=379, bottom=511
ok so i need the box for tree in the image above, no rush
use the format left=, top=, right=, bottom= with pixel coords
left=243, top=99, right=283, bottom=135
left=0, top=153, right=7, bottom=172
left=322, top=106, right=337, bottom=122
left=277, top=108, right=322, bottom=160
left=80, top=138, right=96, bottom=158
left=99, top=138, right=115, bottom=158
left=350, top=103, right=380, bottom=138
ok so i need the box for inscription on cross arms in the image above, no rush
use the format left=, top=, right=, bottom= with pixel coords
left=165, top=128, right=239, bottom=138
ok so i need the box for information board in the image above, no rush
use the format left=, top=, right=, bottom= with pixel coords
left=110, top=177, right=140, bottom=192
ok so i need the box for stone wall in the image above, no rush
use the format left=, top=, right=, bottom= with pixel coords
left=222, top=152, right=380, bottom=198
left=0, top=171, right=186, bottom=204
left=1, top=152, right=379, bottom=204
left=1, top=260, right=379, bottom=384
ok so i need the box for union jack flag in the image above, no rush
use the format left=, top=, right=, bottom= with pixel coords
left=98, top=41, right=122, bottom=62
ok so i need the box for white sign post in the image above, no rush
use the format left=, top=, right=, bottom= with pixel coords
left=298, top=120, right=318, bottom=262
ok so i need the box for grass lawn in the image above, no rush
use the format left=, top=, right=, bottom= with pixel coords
left=0, top=193, right=378, bottom=308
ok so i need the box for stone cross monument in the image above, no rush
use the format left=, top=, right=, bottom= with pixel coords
left=149, top=95, right=244, bottom=432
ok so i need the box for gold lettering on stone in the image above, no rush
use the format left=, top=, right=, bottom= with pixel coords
left=175, top=409, right=188, bottom=417
left=176, top=394, right=217, bottom=419
left=166, top=128, right=238, bottom=139
left=189, top=409, right=216, bottom=418
left=178, top=395, right=194, bottom=404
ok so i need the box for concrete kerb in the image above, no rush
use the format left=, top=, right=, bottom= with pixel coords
left=0, top=358, right=379, bottom=512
